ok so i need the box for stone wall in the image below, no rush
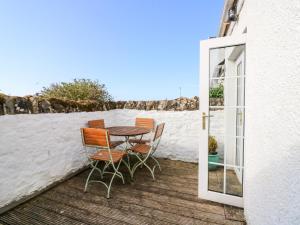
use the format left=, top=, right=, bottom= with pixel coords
left=0, top=94, right=224, bottom=115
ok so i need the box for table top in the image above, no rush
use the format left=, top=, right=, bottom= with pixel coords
left=107, top=126, right=151, bottom=136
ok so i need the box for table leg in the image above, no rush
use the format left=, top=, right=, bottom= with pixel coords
left=121, top=136, right=134, bottom=179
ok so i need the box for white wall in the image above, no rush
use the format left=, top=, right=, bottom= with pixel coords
left=244, top=0, right=300, bottom=224
left=0, top=109, right=224, bottom=208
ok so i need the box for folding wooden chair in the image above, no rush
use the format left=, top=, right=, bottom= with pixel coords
left=129, top=123, right=165, bottom=180
left=87, top=119, right=124, bottom=148
left=81, top=128, right=127, bottom=198
left=129, top=118, right=155, bottom=145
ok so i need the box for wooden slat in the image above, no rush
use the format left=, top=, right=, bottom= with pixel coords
left=30, top=197, right=129, bottom=225
left=88, top=119, right=105, bottom=129
left=51, top=183, right=242, bottom=225
left=63, top=177, right=243, bottom=225
left=0, top=210, right=45, bottom=225
left=67, top=175, right=223, bottom=214
left=81, top=128, right=109, bottom=147
left=135, top=118, right=155, bottom=130
left=0, top=159, right=245, bottom=225
left=42, top=189, right=174, bottom=225
left=15, top=203, right=87, bottom=225
left=224, top=205, right=245, bottom=222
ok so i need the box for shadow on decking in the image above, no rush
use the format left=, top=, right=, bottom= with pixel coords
left=0, top=159, right=245, bottom=225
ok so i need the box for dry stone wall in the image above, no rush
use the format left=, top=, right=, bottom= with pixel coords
left=0, top=94, right=224, bottom=115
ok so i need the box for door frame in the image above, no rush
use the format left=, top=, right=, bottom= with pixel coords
left=234, top=51, right=245, bottom=184
left=198, top=34, right=246, bottom=208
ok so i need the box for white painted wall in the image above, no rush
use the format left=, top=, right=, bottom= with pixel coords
left=0, top=109, right=224, bottom=208
left=235, top=0, right=300, bottom=224
left=220, top=0, right=300, bottom=223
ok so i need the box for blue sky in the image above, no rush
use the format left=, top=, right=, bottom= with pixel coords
left=0, top=0, right=223, bottom=100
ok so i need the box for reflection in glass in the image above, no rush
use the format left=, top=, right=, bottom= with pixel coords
left=208, top=44, right=245, bottom=197
left=226, top=167, right=243, bottom=197
left=208, top=165, right=224, bottom=193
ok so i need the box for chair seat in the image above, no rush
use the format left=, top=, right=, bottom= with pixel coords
left=110, top=141, right=125, bottom=148
left=131, top=144, right=151, bottom=154
left=129, top=139, right=151, bottom=144
left=90, top=150, right=126, bottom=163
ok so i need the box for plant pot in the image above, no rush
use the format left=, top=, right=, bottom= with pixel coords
left=208, top=153, right=219, bottom=171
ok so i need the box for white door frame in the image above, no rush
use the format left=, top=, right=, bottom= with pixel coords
left=234, top=51, right=245, bottom=184
left=198, top=34, right=246, bottom=208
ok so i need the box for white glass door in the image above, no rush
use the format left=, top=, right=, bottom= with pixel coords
left=198, top=35, right=246, bottom=207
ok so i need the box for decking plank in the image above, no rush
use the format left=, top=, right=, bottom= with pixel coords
left=50, top=184, right=234, bottom=225
left=42, top=189, right=209, bottom=225
left=40, top=193, right=173, bottom=225
left=14, top=203, right=88, bottom=225
left=67, top=175, right=225, bottom=215
left=0, top=210, right=45, bottom=225
left=31, top=197, right=129, bottom=225
left=0, top=159, right=245, bottom=225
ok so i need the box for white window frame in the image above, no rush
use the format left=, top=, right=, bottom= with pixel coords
left=198, top=34, right=246, bottom=208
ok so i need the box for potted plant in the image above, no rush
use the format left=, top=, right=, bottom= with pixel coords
left=208, top=136, right=219, bottom=170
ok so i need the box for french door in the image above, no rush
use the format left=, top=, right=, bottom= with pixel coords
left=198, top=35, right=246, bottom=207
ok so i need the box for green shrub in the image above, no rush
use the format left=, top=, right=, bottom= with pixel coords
left=209, top=84, right=224, bottom=98
left=41, top=79, right=112, bottom=102
left=0, top=93, right=6, bottom=104
left=208, top=136, right=218, bottom=154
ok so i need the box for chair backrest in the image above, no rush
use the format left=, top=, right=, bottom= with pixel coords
left=81, top=128, right=110, bottom=148
left=135, top=118, right=155, bottom=131
left=87, top=119, right=105, bottom=129
left=153, top=123, right=165, bottom=142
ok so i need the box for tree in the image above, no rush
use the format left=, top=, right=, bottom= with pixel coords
left=41, top=79, right=112, bottom=101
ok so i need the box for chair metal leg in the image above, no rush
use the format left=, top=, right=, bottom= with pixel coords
left=117, top=171, right=125, bottom=184
left=127, top=154, right=131, bottom=171
left=85, top=159, right=125, bottom=198
left=102, top=161, right=111, bottom=175
left=143, top=161, right=156, bottom=180
left=122, top=157, right=133, bottom=179
left=84, top=161, right=100, bottom=192
left=131, top=153, right=156, bottom=180
left=107, top=160, right=123, bottom=198
left=150, top=155, right=161, bottom=171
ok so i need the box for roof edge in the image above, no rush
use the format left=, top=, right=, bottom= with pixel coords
left=218, top=0, right=235, bottom=37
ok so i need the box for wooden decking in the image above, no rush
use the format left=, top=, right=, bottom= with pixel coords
left=0, top=159, right=245, bottom=225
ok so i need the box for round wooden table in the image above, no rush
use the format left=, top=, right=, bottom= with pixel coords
left=107, top=126, right=151, bottom=137
left=107, top=126, right=151, bottom=150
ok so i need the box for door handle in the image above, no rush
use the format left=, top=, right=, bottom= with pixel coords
left=202, top=112, right=213, bottom=130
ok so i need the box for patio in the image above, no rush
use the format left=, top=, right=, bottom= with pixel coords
left=0, top=159, right=245, bottom=225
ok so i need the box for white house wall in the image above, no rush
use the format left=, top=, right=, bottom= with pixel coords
left=0, top=109, right=224, bottom=208
left=228, top=0, right=300, bottom=224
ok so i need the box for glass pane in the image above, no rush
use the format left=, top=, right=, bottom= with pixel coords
left=208, top=108, right=225, bottom=164
left=208, top=165, right=224, bottom=193
left=226, top=166, right=243, bottom=197
left=208, top=44, right=245, bottom=197
left=225, top=136, right=245, bottom=167
left=209, top=48, right=225, bottom=80
left=209, top=108, right=245, bottom=166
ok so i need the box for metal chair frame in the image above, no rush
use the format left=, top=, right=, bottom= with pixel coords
left=81, top=128, right=127, bottom=198
left=129, top=123, right=165, bottom=180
